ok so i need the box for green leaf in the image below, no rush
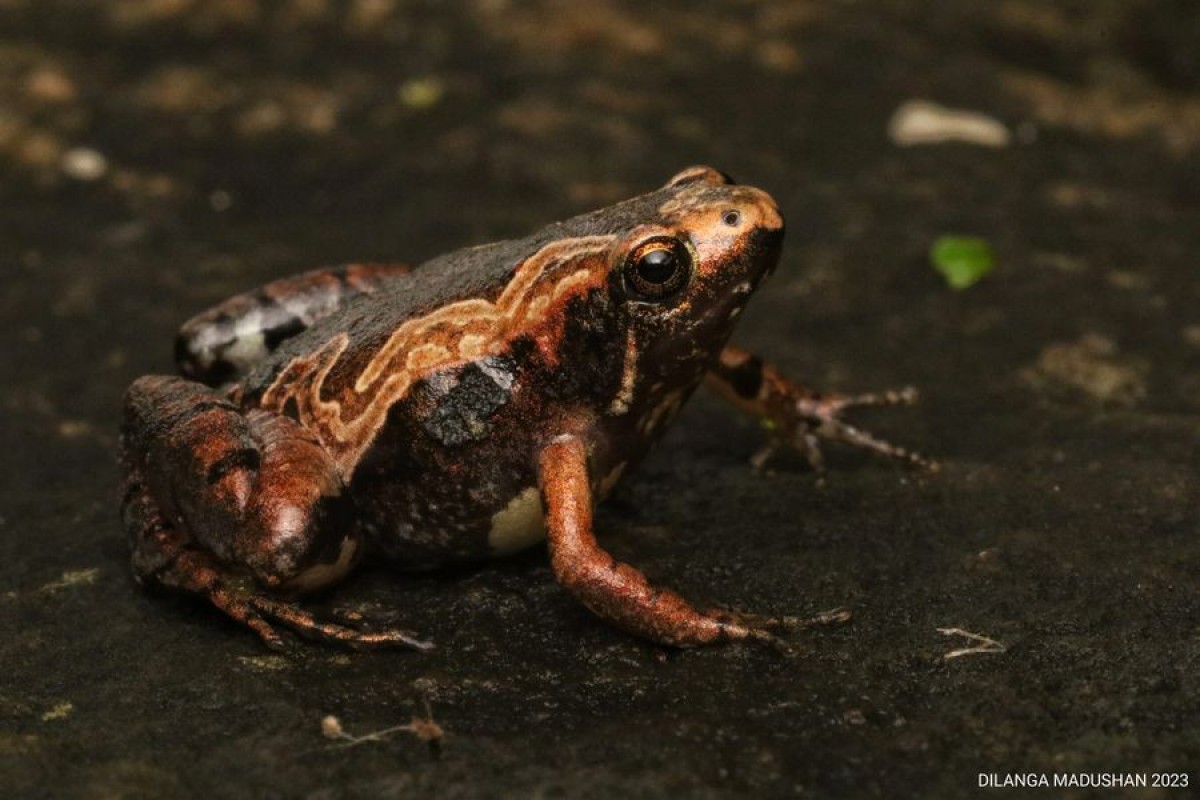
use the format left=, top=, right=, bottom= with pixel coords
left=930, top=235, right=995, bottom=289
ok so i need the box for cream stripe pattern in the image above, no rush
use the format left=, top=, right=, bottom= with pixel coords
left=261, top=235, right=617, bottom=476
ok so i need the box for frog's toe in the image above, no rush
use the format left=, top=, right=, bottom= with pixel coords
left=246, top=595, right=435, bottom=651
left=710, top=606, right=852, bottom=633
left=813, top=415, right=936, bottom=470
left=790, top=387, right=936, bottom=472
left=804, top=385, right=920, bottom=415
left=752, top=424, right=826, bottom=474
left=204, top=587, right=290, bottom=651
left=326, top=605, right=429, bottom=642
left=708, top=608, right=792, bottom=632
left=708, top=606, right=852, bottom=652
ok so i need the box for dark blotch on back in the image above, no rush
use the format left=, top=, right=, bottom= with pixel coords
left=412, top=358, right=515, bottom=447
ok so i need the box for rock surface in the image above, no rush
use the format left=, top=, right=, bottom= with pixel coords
left=3, top=2, right=1197, bottom=797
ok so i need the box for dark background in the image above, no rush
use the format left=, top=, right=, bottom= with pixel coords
left=3, top=1, right=1198, bottom=797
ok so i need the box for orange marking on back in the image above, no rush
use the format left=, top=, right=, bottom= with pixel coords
left=260, top=236, right=617, bottom=476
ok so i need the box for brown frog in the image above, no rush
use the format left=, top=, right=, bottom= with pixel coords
left=121, top=166, right=929, bottom=651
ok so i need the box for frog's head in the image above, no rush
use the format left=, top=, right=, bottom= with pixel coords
left=608, top=165, right=784, bottom=376
left=508, top=166, right=783, bottom=435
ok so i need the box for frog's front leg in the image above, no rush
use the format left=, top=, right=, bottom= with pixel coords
left=705, top=346, right=935, bottom=472
left=538, top=435, right=807, bottom=647
left=121, top=375, right=431, bottom=650
left=176, top=263, right=411, bottom=385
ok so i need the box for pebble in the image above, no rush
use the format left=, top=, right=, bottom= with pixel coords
left=888, top=100, right=1011, bottom=148
left=61, top=147, right=109, bottom=181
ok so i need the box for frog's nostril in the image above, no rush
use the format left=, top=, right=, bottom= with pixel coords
left=741, top=188, right=783, bottom=231
left=759, top=200, right=783, bottom=231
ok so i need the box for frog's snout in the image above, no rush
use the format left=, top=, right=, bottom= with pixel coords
left=747, top=188, right=784, bottom=233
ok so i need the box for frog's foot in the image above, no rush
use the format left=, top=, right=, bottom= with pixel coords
left=705, top=346, right=936, bottom=473
left=243, top=595, right=434, bottom=651
left=758, top=385, right=935, bottom=473
left=704, top=607, right=853, bottom=651
left=202, top=579, right=434, bottom=651
left=706, top=606, right=853, bottom=633
left=208, top=584, right=433, bottom=652
left=124, top=481, right=433, bottom=651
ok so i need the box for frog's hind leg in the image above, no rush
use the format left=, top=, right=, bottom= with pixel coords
left=122, top=481, right=291, bottom=649
left=704, top=346, right=936, bottom=472
left=121, top=375, right=431, bottom=650
left=176, top=263, right=411, bottom=385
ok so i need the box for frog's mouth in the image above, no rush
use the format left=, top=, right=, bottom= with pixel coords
left=689, top=225, right=783, bottom=332
left=744, top=225, right=785, bottom=284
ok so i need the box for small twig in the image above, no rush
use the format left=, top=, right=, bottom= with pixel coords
left=37, top=568, right=100, bottom=593
left=803, top=608, right=854, bottom=628
left=320, top=699, right=443, bottom=753
left=937, top=627, right=1006, bottom=660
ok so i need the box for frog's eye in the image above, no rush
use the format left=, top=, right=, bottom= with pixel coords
left=623, top=237, right=692, bottom=301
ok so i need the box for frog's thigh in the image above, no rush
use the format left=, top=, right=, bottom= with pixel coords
left=537, top=435, right=757, bottom=647
left=122, top=473, right=301, bottom=648
left=122, top=375, right=356, bottom=594
left=176, top=263, right=411, bottom=385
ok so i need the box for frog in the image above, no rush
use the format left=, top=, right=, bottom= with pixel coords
left=120, top=166, right=930, bottom=652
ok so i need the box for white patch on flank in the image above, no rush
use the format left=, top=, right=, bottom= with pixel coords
left=488, top=487, right=547, bottom=554
left=285, top=538, right=359, bottom=593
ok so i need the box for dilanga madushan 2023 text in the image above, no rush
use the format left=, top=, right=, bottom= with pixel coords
left=978, top=773, right=1189, bottom=789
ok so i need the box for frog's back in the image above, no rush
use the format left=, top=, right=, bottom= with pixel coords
left=241, top=190, right=668, bottom=396
left=239, top=238, right=521, bottom=395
